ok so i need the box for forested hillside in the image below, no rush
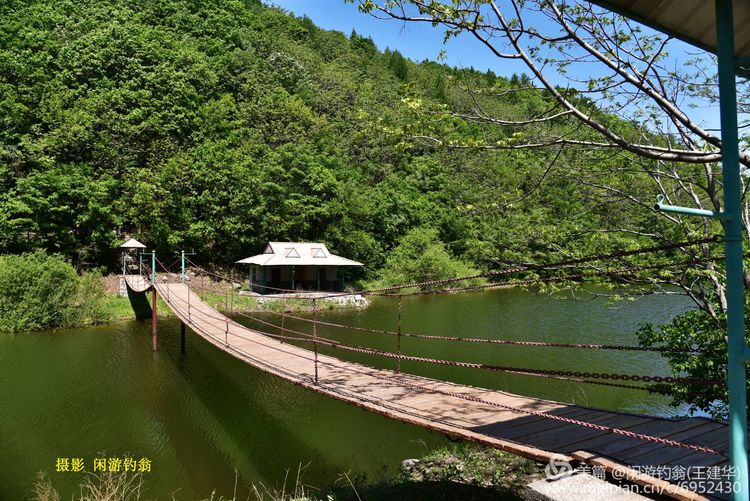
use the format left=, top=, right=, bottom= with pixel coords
left=0, top=0, right=666, bottom=276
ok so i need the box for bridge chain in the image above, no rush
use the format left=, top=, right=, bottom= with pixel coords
left=303, top=336, right=721, bottom=385
left=186, top=300, right=724, bottom=458
left=184, top=235, right=719, bottom=297
left=360, top=235, right=721, bottom=294
left=188, top=281, right=712, bottom=355
left=369, top=373, right=724, bottom=456
left=259, top=310, right=708, bottom=354
left=161, top=282, right=724, bottom=457
left=232, top=311, right=719, bottom=387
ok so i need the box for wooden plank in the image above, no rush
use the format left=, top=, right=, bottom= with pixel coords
left=664, top=450, right=729, bottom=469
left=470, top=408, right=596, bottom=441
left=512, top=423, right=611, bottom=451
left=395, top=375, right=568, bottom=412
left=620, top=422, right=727, bottom=464
left=571, top=419, right=710, bottom=459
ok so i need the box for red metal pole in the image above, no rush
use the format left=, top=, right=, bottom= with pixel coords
left=151, top=288, right=157, bottom=351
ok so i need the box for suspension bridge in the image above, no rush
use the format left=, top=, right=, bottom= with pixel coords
left=120, top=237, right=745, bottom=501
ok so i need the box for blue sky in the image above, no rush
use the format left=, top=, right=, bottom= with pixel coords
left=269, top=0, right=722, bottom=130
left=269, top=0, right=529, bottom=75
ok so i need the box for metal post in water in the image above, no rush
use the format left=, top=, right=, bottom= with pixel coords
left=396, top=294, right=403, bottom=373
left=230, top=270, right=234, bottom=313
left=223, top=278, right=229, bottom=347
left=313, top=298, right=318, bottom=384
left=180, top=321, right=186, bottom=355
left=151, top=288, right=157, bottom=351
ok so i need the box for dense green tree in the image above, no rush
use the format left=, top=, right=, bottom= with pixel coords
left=0, top=0, right=669, bottom=282
left=368, top=227, right=484, bottom=291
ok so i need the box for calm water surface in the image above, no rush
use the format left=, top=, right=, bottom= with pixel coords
left=0, top=287, right=694, bottom=499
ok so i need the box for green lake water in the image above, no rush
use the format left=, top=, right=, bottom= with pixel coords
left=0, top=287, right=695, bottom=500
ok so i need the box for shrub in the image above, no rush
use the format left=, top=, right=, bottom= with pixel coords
left=636, top=294, right=750, bottom=420
left=0, top=252, right=108, bottom=332
left=368, top=228, right=486, bottom=292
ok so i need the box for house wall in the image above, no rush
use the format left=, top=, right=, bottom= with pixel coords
left=248, top=265, right=346, bottom=294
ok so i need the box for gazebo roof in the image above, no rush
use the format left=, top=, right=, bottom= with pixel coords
left=119, top=238, right=147, bottom=249
left=236, top=242, right=363, bottom=267
left=587, top=1, right=750, bottom=74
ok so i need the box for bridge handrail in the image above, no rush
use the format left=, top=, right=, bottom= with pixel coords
left=185, top=280, right=711, bottom=355
left=153, top=281, right=726, bottom=458
left=157, top=280, right=722, bottom=388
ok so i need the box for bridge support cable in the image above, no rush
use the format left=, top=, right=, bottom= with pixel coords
left=186, top=280, right=709, bottom=355
left=183, top=236, right=720, bottom=299
left=227, top=308, right=718, bottom=393
left=136, top=243, right=738, bottom=499
left=179, top=278, right=721, bottom=388
left=145, top=279, right=732, bottom=490
left=162, top=285, right=725, bottom=459
left=180, top=278, right=721, bottom=404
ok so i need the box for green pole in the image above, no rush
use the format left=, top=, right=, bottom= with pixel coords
left=716, top=2, right=748, bottom=499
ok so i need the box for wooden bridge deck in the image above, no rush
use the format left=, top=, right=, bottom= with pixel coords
left=130, top=279, right=731, bottom=500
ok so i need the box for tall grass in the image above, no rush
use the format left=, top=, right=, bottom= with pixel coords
left=34, top=470, right=143, bottom=501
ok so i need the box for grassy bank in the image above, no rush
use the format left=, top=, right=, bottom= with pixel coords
left=0, top=252, right=365, bottom=333
left=341, top=443, right=539, bottom=500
